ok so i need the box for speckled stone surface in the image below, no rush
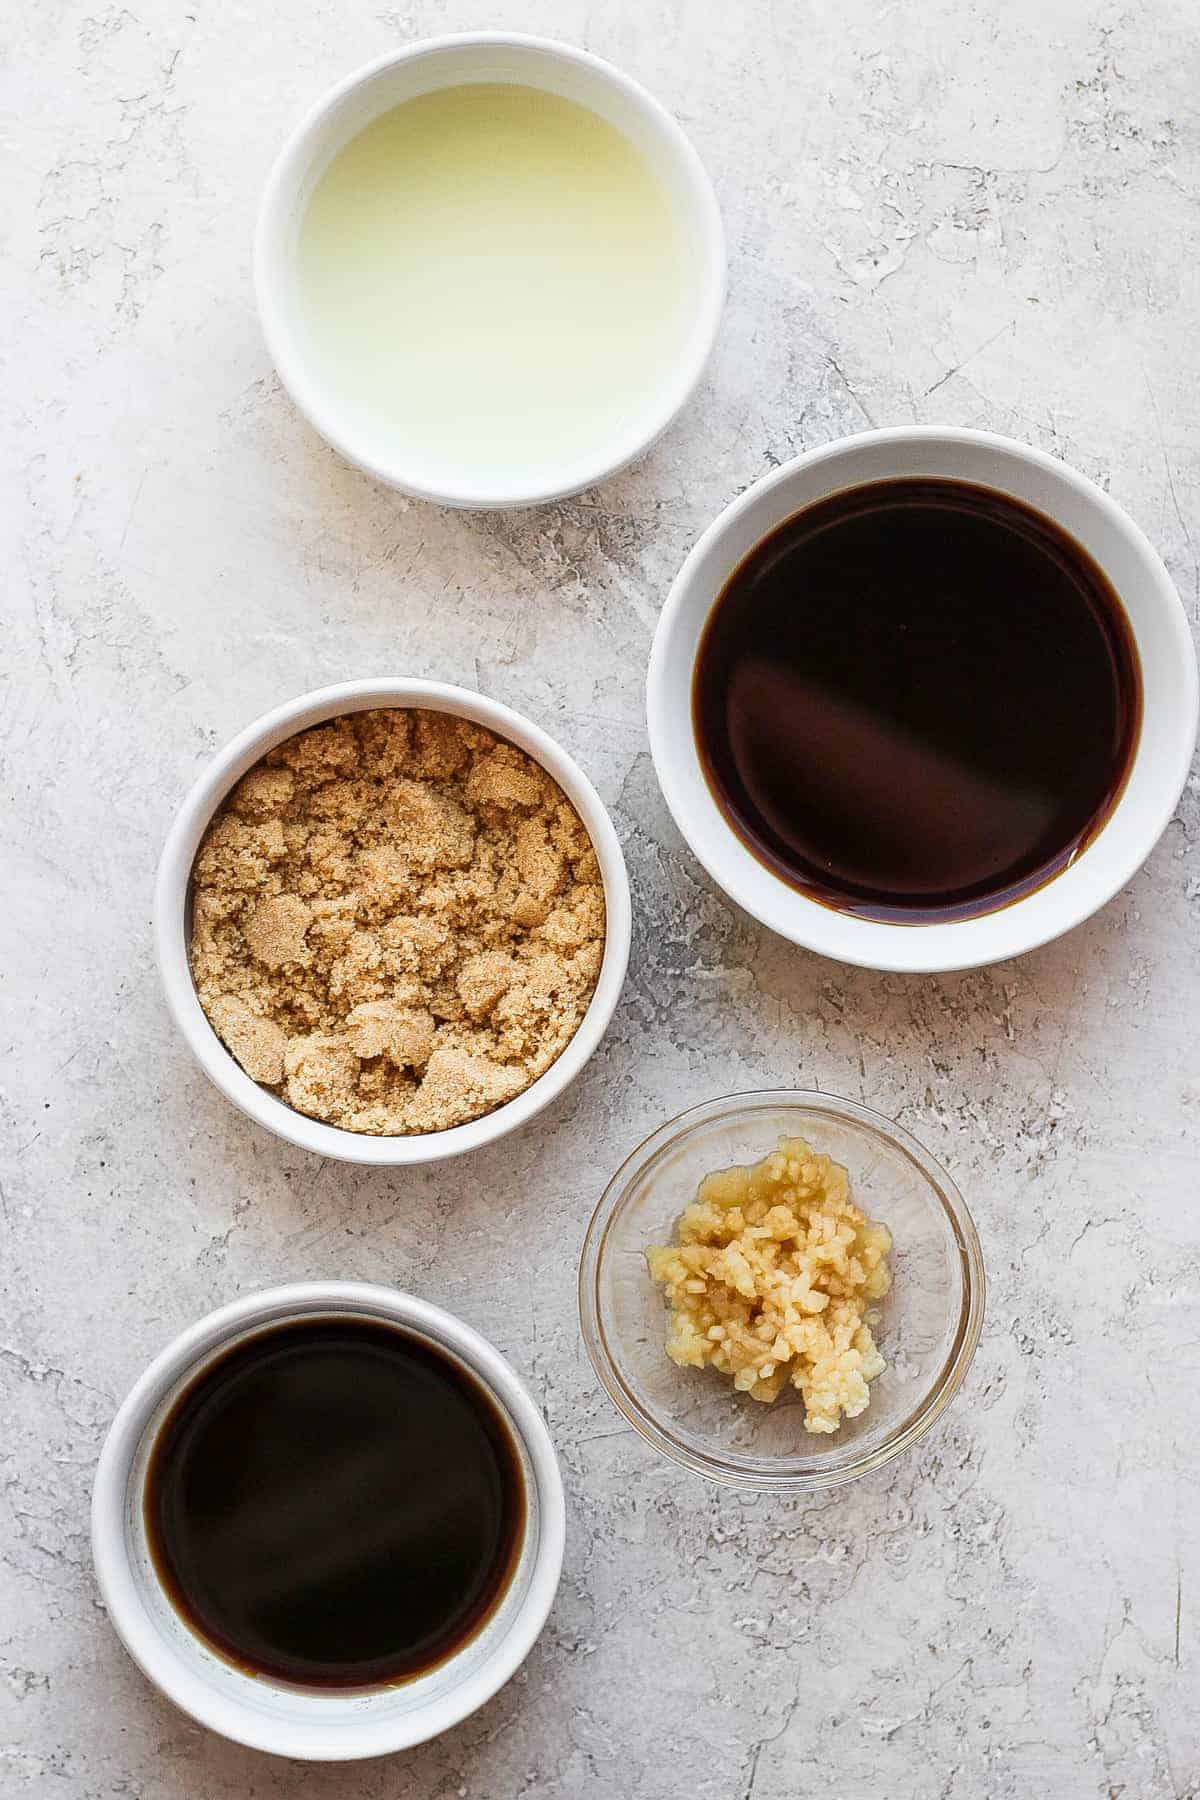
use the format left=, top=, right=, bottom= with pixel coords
left=5, top=1, right=1200, bottom=1795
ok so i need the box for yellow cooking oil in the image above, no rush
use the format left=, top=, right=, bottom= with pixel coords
left=296, top=83, right=690, bottom=489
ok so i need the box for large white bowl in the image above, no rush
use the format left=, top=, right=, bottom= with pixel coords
left=91, top=1283, right=565, bottom=1760
left=647, top=427, right=1198, bottom=973
left=154, top=679, right=631, bottom=1163
left=255, top=33, right=725, bottom=508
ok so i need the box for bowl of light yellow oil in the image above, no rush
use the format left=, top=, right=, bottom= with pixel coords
left=256, top=35, right=725, bottom=507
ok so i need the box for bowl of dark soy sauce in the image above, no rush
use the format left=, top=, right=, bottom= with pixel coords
left=648, top=428, right=1198, bottom=972
left=91, top=1284, right=564, bottom=1760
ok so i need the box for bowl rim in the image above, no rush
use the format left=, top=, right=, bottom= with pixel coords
left=153, top=678, right=631, bottom=1164
left=90, top=1281, right=566, bottom=1759
left=578, top=1089, right=987, bottom=1491
left=646, top=425, right=1200, bottom=973
left=253, top=31, right=727, bottom=509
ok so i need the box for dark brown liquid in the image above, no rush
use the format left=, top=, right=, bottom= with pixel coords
left=694, top=478, right=1142, bottom=922
left=144, top=1318, right=524, bottom=1689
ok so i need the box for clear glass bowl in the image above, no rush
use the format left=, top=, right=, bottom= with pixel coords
left=579, top=1091, right=985, bottom=1490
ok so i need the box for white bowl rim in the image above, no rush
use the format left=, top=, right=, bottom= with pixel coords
left=646, top=425, right=1199, bottom=973
left=90, top=1281, right=566, bottom=1760
left=254, top=31, right=727, bottom=510
left=154, top=678, right=631, bottom=1163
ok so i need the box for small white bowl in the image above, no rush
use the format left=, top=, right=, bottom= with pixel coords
left=255, top=33, right=725, bottom=508
left=91, top=1282, right=565, bottom=1760
left=647, top=427, right=1199, bottom=974
left=154, top=679, right=631, bottom=1163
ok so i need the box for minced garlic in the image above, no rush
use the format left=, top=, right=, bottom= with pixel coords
left=645, top=1137, right=892, bottom=1434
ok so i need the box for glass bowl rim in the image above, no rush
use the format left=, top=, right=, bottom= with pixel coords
left=578, top=1088, right=986, bottom=1491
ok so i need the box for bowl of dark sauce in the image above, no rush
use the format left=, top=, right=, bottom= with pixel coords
left=92, top=1284, right=564, bottom=1759
left=648, top=429, right=1197, bottom=971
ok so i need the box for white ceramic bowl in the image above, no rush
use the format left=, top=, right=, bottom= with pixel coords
left=255, top=33, right=725, bottom=508
left=154, top=679, right=631, bottom=1162
left=647, top=427, right=1199, bottom=973
left=91, top=1282, right=565, bottom=1760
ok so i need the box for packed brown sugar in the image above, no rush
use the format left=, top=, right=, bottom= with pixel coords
left=189, top=708, right=605, bottom=1134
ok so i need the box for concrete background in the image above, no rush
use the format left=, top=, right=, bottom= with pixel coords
left=5, top=0, right=1199, bottom=1795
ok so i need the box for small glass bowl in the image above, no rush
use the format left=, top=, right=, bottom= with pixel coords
left=579, top=1091, right=985, bottom=1490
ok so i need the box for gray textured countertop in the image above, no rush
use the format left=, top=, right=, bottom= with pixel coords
left=5, top=1, right=1200, bottom=1796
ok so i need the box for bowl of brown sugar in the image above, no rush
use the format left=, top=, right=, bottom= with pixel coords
left=155, top=681, right=631, bottom=1163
